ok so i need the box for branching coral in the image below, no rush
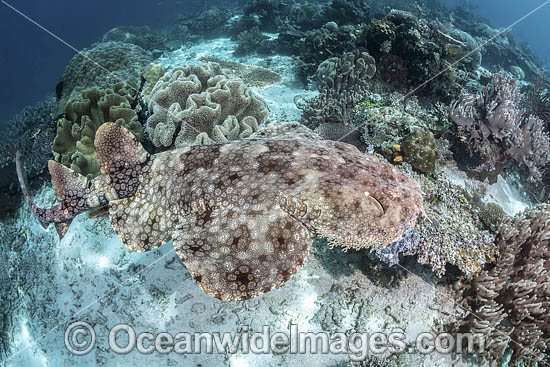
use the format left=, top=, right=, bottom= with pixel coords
left=456, top=204, right=550, bottom=365
left=52, top=83, right=142, bottom=178
left=145, top=63, right=268, bottom=149
left=300, top=49, right=376, bottom=129
left=449, top=72, right=550, bottom=181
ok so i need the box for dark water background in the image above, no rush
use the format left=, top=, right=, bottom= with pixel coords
left=1, top=0, right=549, bottom=122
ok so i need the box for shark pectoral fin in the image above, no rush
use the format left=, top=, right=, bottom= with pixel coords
left=108, top=190, right=172, bottom=253
left=47, top=160, right=88, bottom=201
left=88, top=206, right=109, bottom=219
left=55, top=220, right=72, bottom=239
left=94, top=122, right=149, bottom=175
left=173, top=207, right=311, bottom=301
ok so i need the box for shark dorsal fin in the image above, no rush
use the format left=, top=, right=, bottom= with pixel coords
left=94, top=122, right=149, bottom=175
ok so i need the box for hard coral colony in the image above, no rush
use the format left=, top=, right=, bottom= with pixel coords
left=17, top=122, right=423, bottom=301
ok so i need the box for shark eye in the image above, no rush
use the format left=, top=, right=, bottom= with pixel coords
left=364, top=192, right=384, bottom=213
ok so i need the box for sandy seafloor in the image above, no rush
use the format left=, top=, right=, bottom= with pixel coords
left=2, top=37, right=530, bottom=367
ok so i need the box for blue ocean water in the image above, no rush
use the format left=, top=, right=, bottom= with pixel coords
left=441, top=0, right=550, bottom=65
left=0, top=0, right=234, bottom=122
left=1, top=0, right=549, bottom=122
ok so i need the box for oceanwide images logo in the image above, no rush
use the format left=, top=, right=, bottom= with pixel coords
left=65, top=322, right=485, bottom=360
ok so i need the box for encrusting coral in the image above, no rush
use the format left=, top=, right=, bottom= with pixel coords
left=456, top=204, right=550, bottom=365
left=145, top=63, right=269, bottom=149
left=401, top=128, right=436, bottom=173
left=17, top=122, right=423, bottom=301
left=52, top=83, right=143, bottom=178
left=403, top=168, right=496, bottom=277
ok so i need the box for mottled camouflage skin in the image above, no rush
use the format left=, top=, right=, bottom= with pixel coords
left=17, top=122, right=423, bottom=301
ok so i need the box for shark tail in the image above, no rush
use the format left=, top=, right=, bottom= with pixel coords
left=16, top=151, right=89, bottom=239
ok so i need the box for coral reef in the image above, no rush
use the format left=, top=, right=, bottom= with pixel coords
left=366, top=10, right=474, bottom=101
left=293, top=23, right=370, bottom=82
left=145, top=63, right=268, bottom=149
left=355, top=93, right=452, bottom=166
left=449, top=72, right=550, bottom=181
left=19, top=122, right=423, bottom=301
left=140, top=62, right=165, bottom=105
left=55, top=41, right=153, bottom=115
left=52, top=83, right=142, bottom=178
left=401, top=128, right=436, bottom=173
left=403, top=168, right=496, bottom=277
left=230, top=0, right=370, bottom=43
left=174, top=8, right=234, bottom=41
left=234, top=26, right=271, bottom=55
left=456, top=204, right=550, bottom=365
left=522, top=79, right=550, bottom=126
left=300, top=49, right=376, bottom=129
left=199, top=57, right=282, bottom=88
left=0, top=98, right=56, bottom=192
left=102, top=26, right=169, bottom=53
left=322, top=0, right=370, bottom=26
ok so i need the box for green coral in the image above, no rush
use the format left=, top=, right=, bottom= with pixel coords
left=55, top=41, right=153, bottom=115
left=52, top=83, right=142, bottom=178
left=141, top=63, right=164, bottom=104
left=401, top=128, right=436, bottom=173
left=357, top=98, right=384, bottom=108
